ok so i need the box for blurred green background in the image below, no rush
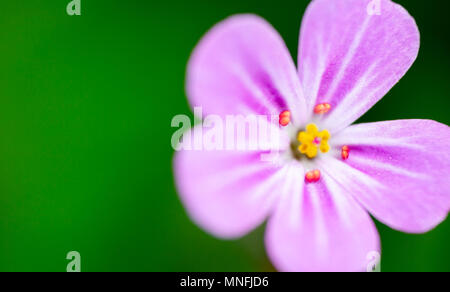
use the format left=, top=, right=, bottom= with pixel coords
left=0, top=0, right=448, bottom=272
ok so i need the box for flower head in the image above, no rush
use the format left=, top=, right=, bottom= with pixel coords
left=174, top=0, right=450, bottom=271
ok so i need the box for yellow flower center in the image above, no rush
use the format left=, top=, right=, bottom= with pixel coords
left=297, top=124, right=331, bottom=159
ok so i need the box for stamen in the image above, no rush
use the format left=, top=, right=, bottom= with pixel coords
left=297, top=123, right=331, bottom=159
left=314, top=103, right=332, bottom=114
left=279, top=110, right=291, bottom=127
left=341, top=145, right=350, bottom=160
left=305, top=169, right=321, bottom=183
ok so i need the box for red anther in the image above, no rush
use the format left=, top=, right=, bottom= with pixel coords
left=341, top=146, right=350, bottom=160
left=305, top=171, right=315, bottom=183
left=305, top=169, right=321, bottom=183
left=279, top=110, right=291, bottom=127
left=313, top=170, right=321, bottom=181
left=342, top=151, right=349, bottom=160
left=314, top=103, right=332, bottom=114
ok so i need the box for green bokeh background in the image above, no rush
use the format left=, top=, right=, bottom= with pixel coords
left=0, top=0, right=448, bottom=272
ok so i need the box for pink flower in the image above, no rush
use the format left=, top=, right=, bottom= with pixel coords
left=174, top=0, right=450, bottom=271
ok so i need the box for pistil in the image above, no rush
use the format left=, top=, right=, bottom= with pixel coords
left=297, top=124, right=331, bottom=159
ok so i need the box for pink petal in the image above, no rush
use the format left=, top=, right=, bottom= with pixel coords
left=331, top=120, right=450, bottom=233
left=298, top=0, right=420, bottom=133
left=187, top=15, right=307, bottom=125
left=173, top=125, right=289, bottom=239
left=265, top=166, right=380, bottom=272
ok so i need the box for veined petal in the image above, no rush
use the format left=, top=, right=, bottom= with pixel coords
left=265, top=167, right=380, bottom=272
left=187, top=15, right=307, bottom=125
left=298, top=0, right=420, bottom=132
left=331, top=120, right=450, bottom=233
left=174, top=125, right=289, bottom=239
